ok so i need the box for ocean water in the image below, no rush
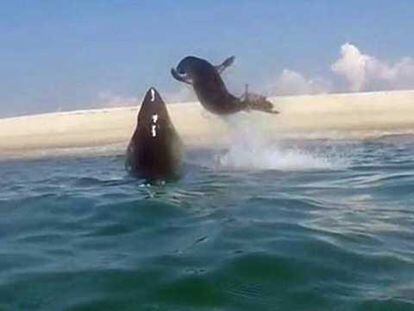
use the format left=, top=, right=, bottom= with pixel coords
left=1, top=137, right=414, bottom=311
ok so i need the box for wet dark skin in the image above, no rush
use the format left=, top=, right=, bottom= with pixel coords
left=171, top=56, right=278, bottom=115
left=126, top=88, right=183, bottom=182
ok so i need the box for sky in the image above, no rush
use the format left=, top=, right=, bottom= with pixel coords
left=0, top=0, right=413, bottom=117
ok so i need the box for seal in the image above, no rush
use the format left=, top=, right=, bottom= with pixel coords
left=171, top=56, right=278, bottom=115
left=126, top=87, right=183, bottom=181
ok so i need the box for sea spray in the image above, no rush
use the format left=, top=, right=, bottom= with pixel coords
left=215, top=113, right=349, bottom=171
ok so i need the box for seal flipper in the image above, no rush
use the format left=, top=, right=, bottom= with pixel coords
left=171, top=68, right=192, bottom=85
left=215, top=56, right=235, bottom=74
left=126, top=87, right=183, bottom=181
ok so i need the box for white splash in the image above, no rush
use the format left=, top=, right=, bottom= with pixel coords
left=217, top=143, right=340, bottom=171
left=215, top=114, right=348, bottom=171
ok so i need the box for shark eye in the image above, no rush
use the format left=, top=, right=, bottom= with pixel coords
left=151, top=114, right=158, bottom=137
left=151, top=125, right=157, bottom=137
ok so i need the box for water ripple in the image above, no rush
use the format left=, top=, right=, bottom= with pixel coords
left=0, top=139, right=413, bottom=310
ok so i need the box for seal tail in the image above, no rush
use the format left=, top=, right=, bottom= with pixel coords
left=242, top=88, right=278, bottom=114
left=247, top=98, right=279, bottom=114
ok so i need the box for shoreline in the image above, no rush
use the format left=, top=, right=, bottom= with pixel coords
left=1, top=90, right=414, bottom=159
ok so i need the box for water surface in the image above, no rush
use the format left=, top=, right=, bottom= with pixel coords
left=0, top=138, right=413, bottom=310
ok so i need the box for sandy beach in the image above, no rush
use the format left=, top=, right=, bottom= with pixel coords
left=1, top=90, right=413, bottom=159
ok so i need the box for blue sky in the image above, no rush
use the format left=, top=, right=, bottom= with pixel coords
left=0, top=0, right=413, bottom=117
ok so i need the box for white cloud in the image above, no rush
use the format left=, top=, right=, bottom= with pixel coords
left=331, top=43, right=370, bottom=92
left=273, top=69, right=330, bottom=96
left=331, top=43, right=414, bottom=92
left=100, top=45, right=414, bottom=107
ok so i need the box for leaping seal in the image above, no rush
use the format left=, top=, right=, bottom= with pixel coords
left=126, top=87, right=183, bottom=181
left=171, top=56, right=278, bottom=115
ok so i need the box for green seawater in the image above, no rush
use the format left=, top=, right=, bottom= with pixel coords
left=0, top=138, right=413, bottom=310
